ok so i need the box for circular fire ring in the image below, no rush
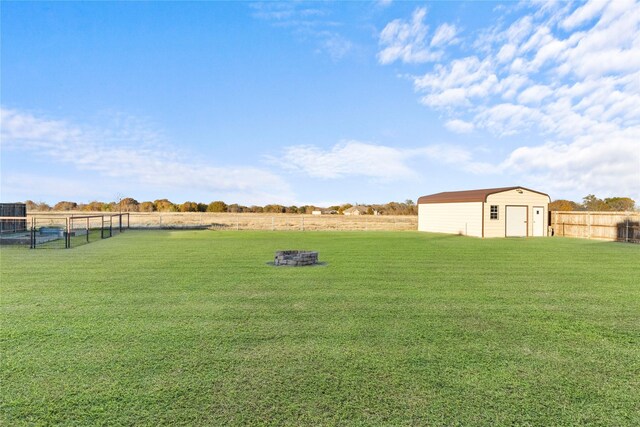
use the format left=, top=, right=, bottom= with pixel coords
left=273, top=250, right=319, bottom=266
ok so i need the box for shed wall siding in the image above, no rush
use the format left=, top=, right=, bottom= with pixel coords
left=484, top=189, right=549, bottom=237
left=418, top=202, right=483, bottom=237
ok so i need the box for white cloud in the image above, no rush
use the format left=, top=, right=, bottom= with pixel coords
left=1, top=108, right=81, bottom=144
left=416, top=144, right=494, bottom=174
left=501, top=127, right=640, bottom=199
left=561, top=0, right=610, bottom=30
left=517, top=84, right=553, bottom=104
left=0, top=107, right=295, bottom=204
left=414, top=56, right=494, bottom=92
left=430, top=23, right=458, bottom=47
left=269, top=140, right=494, bottom=180
left=421, top=88, right=470, bottom=108
left=496, top=74, right=530, bottom=100
left=250, top=3, right=325, bottom=22
left=269, top=140, right=417, bottom=181
left=496, top=44, right=517, bottom=63
left=412, top=0, right=640, bottom=110
left=251, top=2, right=353, bottom=61
left=476, top=103, right=546, bottom=136
left=380, top=0, right=640, bottom=199
left=378, top=7, right=455, bottom=64
left=0, top=173, right=101, bottom=203
left=444, top=119, right=475, bottom=134
left=414, top=57, right=498, bottom=107
left=506, top=15, right=535, bottom=45
left=318, top=33, right=353, bottom=60
left=519, top=25, right=553, bottom=56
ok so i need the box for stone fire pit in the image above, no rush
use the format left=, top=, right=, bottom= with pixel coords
left=274, top=250, right=319, bottom=266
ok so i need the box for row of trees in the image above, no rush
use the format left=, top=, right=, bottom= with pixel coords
left=25, top=195, right=635, bottom=214
left=549, top=195, right=636, bottom=212
left=24, top=199, right=419, bottom=215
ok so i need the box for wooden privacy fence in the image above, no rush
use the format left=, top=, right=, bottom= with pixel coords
left=550, top=211, right=640, bottom=243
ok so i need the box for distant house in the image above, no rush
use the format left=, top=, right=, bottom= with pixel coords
left=343, top=206, right=366, bottom=216
left=343, top=205, right=378, bottom=216
left=417, top=186, right=550, bottom=238
left=311, top=210, right=322, bottom=215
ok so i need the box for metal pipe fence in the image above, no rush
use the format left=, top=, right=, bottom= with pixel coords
left=0, top=213, right=130, bottom=249
left=121, top=212, right=417, bottom=231
left=15, top=212, right=417, bottom=232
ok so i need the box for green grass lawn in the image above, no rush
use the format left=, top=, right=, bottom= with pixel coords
left=1, top=231, right=639, bottom=426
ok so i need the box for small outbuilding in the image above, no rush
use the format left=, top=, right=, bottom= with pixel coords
left=417, top=186, right=550, bottom=238
left=343, top=206, right=368, bottom=216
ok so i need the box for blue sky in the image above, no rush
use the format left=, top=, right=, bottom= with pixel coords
left=2, top=1, right=639, bottom=206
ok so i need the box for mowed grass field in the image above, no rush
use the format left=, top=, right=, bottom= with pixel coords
left=1, top=231, right=639, bottom=426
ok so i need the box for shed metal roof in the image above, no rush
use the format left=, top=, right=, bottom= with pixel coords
left=417, top=186, right=550, bottom=204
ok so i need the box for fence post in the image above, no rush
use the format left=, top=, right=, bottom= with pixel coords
left=301, top=216, right=304, bottom=231
left=86, top=217, right=89, bottom=243
left=66, top=217, right=70, bottom=249
left=626, top=219, right=629, bottom=243
left=30, top=217, right=35, bottom=249
left=236, top=215, right=239, bottom=231
left=159, top=214, right=162, bottom=229
left=119, top=214, right=122, bottom=232
left=271, top=217, right=275, bottom=231
left=587, top=212, right=591, bottom=239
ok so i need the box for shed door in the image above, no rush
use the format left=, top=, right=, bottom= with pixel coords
left=532, top=206, right=544, bottom=236
left=506, top=206, right=527, bottom=237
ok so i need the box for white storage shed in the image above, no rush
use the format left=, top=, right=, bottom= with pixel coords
left=417, top=186, right=550, bottom=238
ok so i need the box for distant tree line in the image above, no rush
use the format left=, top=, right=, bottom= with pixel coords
left=23, top=195, right=636, bottom=213
left=23, top=199, right=419, bottom=215
left=550, top=195, right=636, bottom=211
left=24, top=195, right=637, bottom=214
